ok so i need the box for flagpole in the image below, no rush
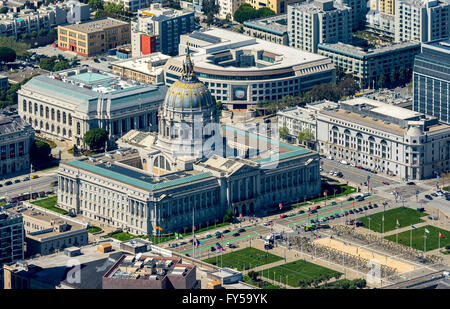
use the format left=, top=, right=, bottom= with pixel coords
left=439, top=232, right=440, bottom=255
left=192, top=204, right=195, bottom=259
left=410, top=228, right=412, bottom=248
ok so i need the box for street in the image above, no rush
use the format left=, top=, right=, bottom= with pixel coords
left=0, top=174, right=58, bottom=198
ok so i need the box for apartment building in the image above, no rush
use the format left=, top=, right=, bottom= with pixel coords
left=318, top=41, right=421, bottom=88
left=132, top=4, right=195, bottom=57
left=0, top=211, right=24, bottom=266
left=246, top=0, right=300, bottom=14
left=394, top=0, right=450, bottom=43
left=218, top=0, right=245, bottom=20
left=104, top=0, right=150, bottom=11
left=58, top=18, right=131, bottom=57
left=288, top=0, right=352, bottom=53
left=337, top=0, right=368, bottom=30
left=413, top=39, right=450, bottom=124
left=316, top=97, right=450, bottom=180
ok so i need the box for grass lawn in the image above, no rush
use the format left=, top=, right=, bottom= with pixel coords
left=260, top=260, right=341, bottom=288
left=31, top=196, right=68, bottom=215
left=358, top=207, right=427, bottom=233
left=443, top=186, right=449, bottom=192
left=106, top=231, right=175, bottom=244
left=202, top=247, right=283, bottom=271
left=385, top=225, right=450, bottom=252
left=291, top=184, right=356, bottom=208
left=88, top=226, right=102, bottom=234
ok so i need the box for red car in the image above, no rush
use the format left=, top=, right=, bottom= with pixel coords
left=280, top=214, right=288, bottom=219
left=382, top=181, right=390, bottom=185
left=313, top=205, right=321, bottom=210
left=357, top=166, right=363, bottom=169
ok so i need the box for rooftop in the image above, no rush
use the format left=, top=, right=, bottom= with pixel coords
left=60, top=18, right=129, bottom=34
left=179, top=28, right=331, bottom=73
left=243, top=14, right=288, bottom=36
left=104, top=253, right=194, bottom=281
left=289, top=0, right=351, bottom=13
left=318, top=41, right=420, bottom=59
left=112, top=53, right=171, bottom=77
left=8, top=204, right=87, bottom=240
left=0, top=114, right=32, bottom=136
left=138, top=3, right=193, bottom=19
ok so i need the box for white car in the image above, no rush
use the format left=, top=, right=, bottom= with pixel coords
left=340, top=160, right=349, bottom=165
left=329, top=171, right=334, bottom=175
left=436, top=191, right=444, bottom=196
left=327, top=156, right=334, bottom=160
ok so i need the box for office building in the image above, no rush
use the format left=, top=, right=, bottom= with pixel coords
left=57, top=18, right=131, bottom=57
left=165, top=28, right=335, bottom=110
left=413, top=39, right=450, bottom=124
left=0, top=75, right=8, bottom=89
left=316, top=97, right=450, bottom=180
left=18, top=67, right=167, bottom=147
left=394, top=0, right=450, bottom=43
left=243, top=14, right=289, bottom=46
left=0, top=211, right=24, bottom=266
left=0, top=115, right=34, bottom=177
left=56, top=52, right=321, bottom=235
left=102, top=254, right=198, bottom=289
left=132, top=4, right=195, bottom=57
left=112, top=53, right=171, bottom=84
left=318, top=41, right=421, bottom=88
left=8, top=204, right=88, bottom=257
left=365, top=10, right=395, bottom=37
left=288, top=0, right=352, bottom=53
left=369, top=0, right=395, bottom=14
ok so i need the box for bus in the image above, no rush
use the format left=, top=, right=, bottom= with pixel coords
left=304, top=224, right=316, bottom=231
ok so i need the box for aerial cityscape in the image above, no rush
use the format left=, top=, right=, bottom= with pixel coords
left=0, top=0, right=450, bottom=294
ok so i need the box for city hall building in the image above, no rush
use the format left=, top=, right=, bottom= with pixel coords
left=18, top=67, right=167, bottom=147
left=56, top=53, right=321, bottom=235
left=316, top=97, right=450, bottom=180
left=164, top=28, right=335, bottom=110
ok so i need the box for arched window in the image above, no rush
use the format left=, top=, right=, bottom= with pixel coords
left=57, top=126, right=60, bottom=134
left=63, top=112, right=66, bottom=124
left=46, top=123, right=49, bottom=131
left=28, top=102, right=32, bottom=113
left=68, top=130, right=72, bottom=138
left=77, top=122, right=81, bottom=135
left=51, top=124, right=54, bottom=132
left=46, top=107, right=49, bottom=119
left=68, top=114, right=72, bottom=126
left=63, top=128, right=66, bottom=136
left=51, top=108, right=55, bottom=120
left=34, top=103, right=38, bottom=115
left=40, top=120, right=43, bottom=128
left=57, top=110, right=61, bottom=122
left=34, top=119, right=38, bottom=127
left=23, top=99, right=27, bottom=112
left=40, top=105, right=43, bottom=117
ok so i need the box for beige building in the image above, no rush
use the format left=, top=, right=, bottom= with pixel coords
left=111, top=53, right=171, bottom=84
left=57, top=18, right=131, bottom=57
left=246, top=0, right=300, bottom=14
left=9, top=203, right=88, bottom=257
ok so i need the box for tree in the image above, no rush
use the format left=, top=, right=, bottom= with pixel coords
left=0, top=47, right=16, bottom=63
left=20, top=33, right=31, bottom=41
left=377, top=74, right=386, bottom=88
left=223, top=209, right=233, bottom=222
left=88, top=0, right=103, bottom=10
left=257, top=7, right=275, bottom=18
left=83, top=128, right=108, bottom=150
left=0, top=7, right=9, bottom=14
left=31, top=31, right=38, bottom=39
left=233, top=3, right=258, bottom=23
left=298, top=129, right=314, bottom=145
left=390, top=70, right=397, bottom=87
left=248, top=271, right=259, bottom=281
left=30, top=139, right=51, bottom=163
left=202, top=0, right=220, bottom=26
left=53, top=61, right=70, bottom=71
left=38, top=29, right=49, bottom=37
left=279, top=126, right=289, bottom=140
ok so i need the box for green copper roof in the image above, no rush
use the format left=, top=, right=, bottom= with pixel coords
left=66, top=160, right=213, bottom=191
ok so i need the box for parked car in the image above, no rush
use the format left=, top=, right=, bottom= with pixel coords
left=31, top=175, right=39, bottom=179
left=331, top=201, right=337, bottom=206
left=417, top=207, right=425, bottom=212
left=382, top=181, right=390, bottom=185
left=327, top=156, right=334, bottom=160
left=368, top=205, right=373, bottom=209
left=407, top=182, right=416, bottom=185
left=357, top=166, right=363, bottom=169
left=347, top=197, right=354, bottom=201
left=310, top=209, right=317, bottom=214
left=223, top=229, right=231, bottom=234
left=336, top=172, right=343, bottom=178
left=363, top=206, right=368, bottom=210
left=363, top=193, right=371, bottom=197
left=232, top=233, right=240, bottom=237
left=314, top=205, right=321, bottom=210
left=5, top=181, right=12, bottom=186
left=340, top=160, right=349, bottom=165
left=431, top=193, right=438, bottom=197
left=14, top=179, right=20, bottom=183
left=210, top=247, right=216, bottom=252
left=373, top=204, right=378, bottom=208
left=280, top=214, right=288, bottom=219
left=205, top=234, right=212, bottom=238
left=349, top=210, right=354, bottom=214
left=344, top=211, right=349, bottom=216
left=263, top=221, right=272, bottom=226
left=22, top=176, right=30, bottom=181
left=358, top=208, right=363, bottom=212
left=425, top=195, right=433, bottom=200
left=238, top=228, right=246, bottom=233
left=355, top=221, right=364, bottom=227
left=329, top=215, right=335, bottom=219
left=297, top=210, right=305, bottom=214
left=93, top=58, right=100, bottom=63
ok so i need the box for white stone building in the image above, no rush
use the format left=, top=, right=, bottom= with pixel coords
left=316, top=97, right=450, bottom=180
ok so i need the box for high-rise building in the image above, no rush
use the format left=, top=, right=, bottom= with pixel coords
left=132, top=4, right=195, bottom=57
left=394, top=0, right=450, bottom=43
left=0, top=211, right=24, bottom=266
left=337, top=0, right=368, bottom=30
left=104, top=0, right=150, bottom=11
left=413, top=39, right=450, bottom=124
left=218, top=0, right=245, bottom=20
left=288, top=0, right=352, bottom=53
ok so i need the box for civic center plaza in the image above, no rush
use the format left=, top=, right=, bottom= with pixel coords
left=56, top=52, right=321, bottom=236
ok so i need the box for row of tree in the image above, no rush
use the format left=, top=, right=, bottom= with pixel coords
left=39, top=55, right=71, bottom=72
left=318, top=278, right=367, bottom=289
left=233, top=3, right=275, bottom=23
left=377, top=67, right=412, bottom=89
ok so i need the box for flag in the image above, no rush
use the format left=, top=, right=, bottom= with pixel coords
left=324, top=192, right=327, bottom=197
left=279, top=203, right=283, bottom=210
left=439, top=233, right=446, bottom=239
left=396, top=219, right=400, bottom=227
left=411, top=225, right=416, bottom=229
left=240, top=213, right=243, bottom=219
left=382, top=215, right=384, bottom=222
left=425, top=228, right=430, bottom=234
left=193, top=226, right=196, bottom=231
